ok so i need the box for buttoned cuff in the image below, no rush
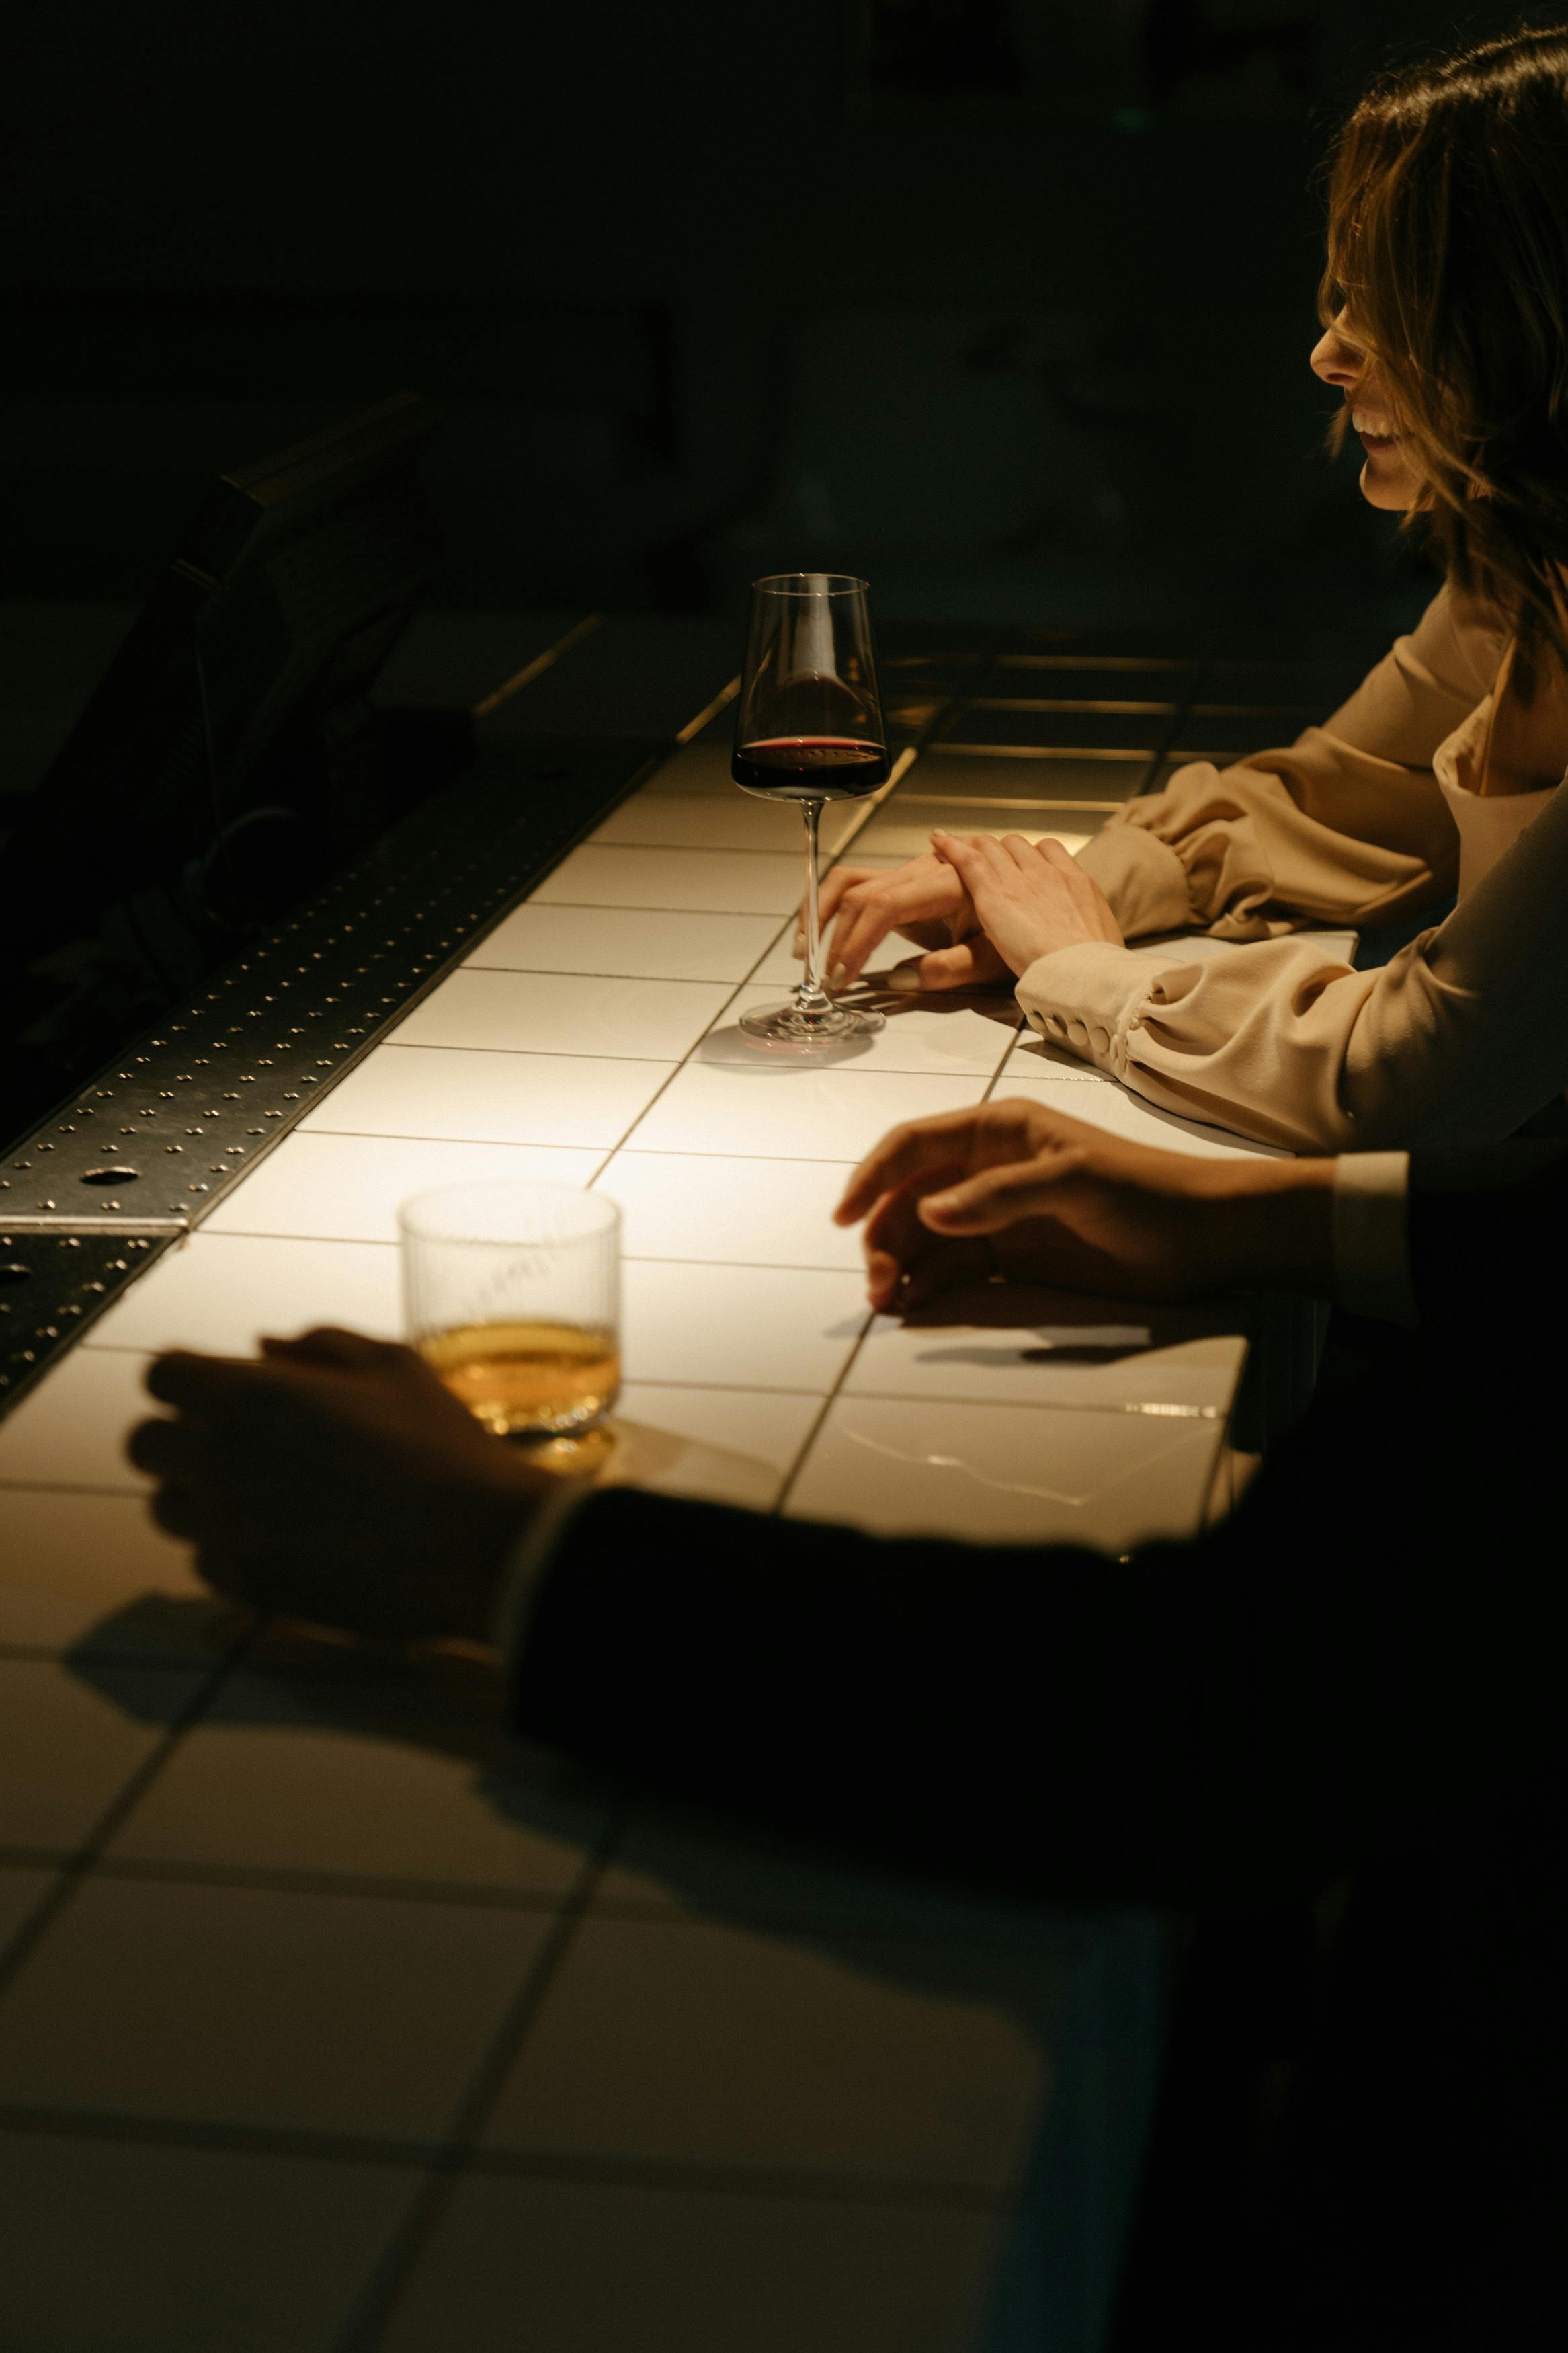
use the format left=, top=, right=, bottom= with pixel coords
left=1014, top=941, right=1159, bottom=1075
left=1331, top=1152, right=1416, bottom=1326
left=489, top=1482, right=596, bottom=1671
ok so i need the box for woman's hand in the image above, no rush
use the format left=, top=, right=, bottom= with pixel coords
left=835, top=1099, right=1335, bottom=1311
left=800, top=854, right=1012, bottom=992
left=930, top=831, right=1122, bottom=975
left=128, top=1327, right=552, bottom=1643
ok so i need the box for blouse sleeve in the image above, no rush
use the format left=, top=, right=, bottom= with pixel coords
left=1075, top=584, right=1508, bottom=941
left=1016, top=762, right=1568, bottom=1152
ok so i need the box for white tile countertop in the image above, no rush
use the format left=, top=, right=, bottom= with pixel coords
left=0, top=720, right=1335, bottom=2350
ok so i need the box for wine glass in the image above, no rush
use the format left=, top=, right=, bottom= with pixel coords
left=733, top=572, right=889, bottom=1046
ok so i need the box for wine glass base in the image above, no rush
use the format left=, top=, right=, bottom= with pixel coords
left=738, top=998, right=885, bottom=1050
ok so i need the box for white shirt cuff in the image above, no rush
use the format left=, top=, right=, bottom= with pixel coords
left=1331, top=1151, right=1416, bottom=1326
left=488, top=1482, right=595, bottom=1669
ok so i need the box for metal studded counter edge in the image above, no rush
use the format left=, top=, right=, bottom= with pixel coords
left=0, top=734, right=667, bottom=1413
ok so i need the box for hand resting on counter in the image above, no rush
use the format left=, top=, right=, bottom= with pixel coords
left=837, top=1098, right=1333, bottom=1310
left=800, top=833, right=1121, bottom=992
left=128, top=1101, right=1336, bottom=1648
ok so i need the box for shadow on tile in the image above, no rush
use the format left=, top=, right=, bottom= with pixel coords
left=0, top=2130, right=419, bottom=2353
left=63, top=1601, right=1083, bottom=2028
left=890, top=1281, right=1235, bottom=1361
left=64, top=1605, right=628, bottom=1895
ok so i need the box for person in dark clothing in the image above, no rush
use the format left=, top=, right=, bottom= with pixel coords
left=130, top=1103, right=1568, bottom=2348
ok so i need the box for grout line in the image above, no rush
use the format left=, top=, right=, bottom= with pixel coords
left=165, top=1241, right=862, bottom=1269
left=0, top=1636, right=251, bottom=2007
left=376, top=1037, right=715, bottom=1065
left=0, top=1478, right=145, bottom=1497
left=753, top=965, right=1025, bottom=1514
left=0, top=2100, right=1009, bottom=2214
left=552, top=842, right=810, bottom=863
left=493, top=895, right=817, bottom=915
left=289, top=1132, right=872, bottom=1164
left=330, top=1812, right=628, bottom=2353
left=448, top=965, right=783, bottom=986
left=768, top=994, right=1073, bottom=1515
left=11, top=1366, right=1210, bottom=1410
left=78, top=1853, right=591, bottom=1913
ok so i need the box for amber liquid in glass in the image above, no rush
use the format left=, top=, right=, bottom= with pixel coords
left=420, top=1319, right=620, bottom=1439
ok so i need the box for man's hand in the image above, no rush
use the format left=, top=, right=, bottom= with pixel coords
left=802, top=855, right=1012, bottom=992
left=835, top=1099, right=1335, bottom=1310
left=930, top=832, right=1122, bottom=975
left=128, top=1328, right=551, bottom=1643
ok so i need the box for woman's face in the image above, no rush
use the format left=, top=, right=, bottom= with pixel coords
left=1310, top=315, right=1423, bottom=511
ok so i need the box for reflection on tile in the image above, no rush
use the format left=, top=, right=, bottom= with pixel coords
left=0, top=1877, right=546, bottom=2136
left=622, top=1262, right=868, bottom=1392
left=595, top=1151, right=861, bottom=1269
left=700, top=989, right=1021, bottom=1079
left=388, top=969, right=732, bottom=1062
left=997, top=1074, right=1286, bottom=1161
left=0, top=1488, right=225, bottom=1658
left=0, top=1659, right=200, bottom=1850
left=0, top=1347, right=153, bottom=1492
left=912, top=749, right=1151, bottom=801
left=300, top=1043, right=674, bottom=1148
left=590, top=792, right=865, bottom=854
left=846, top=1285, right=1246, bottom=1412
left=483, top=1915, right=1045, bottom=2187
left=466, top=903, right=783, bottom=983
left=108, top=1671, right=608, bottom=1894
left=380, top=2174, right=1001, bottom=2353
left=788, top=1395, right=1225, bottom=1550
left=0, top=2132, right=417, bottom=2353
left=626, top=1063, right=985, bottom=1162
left=852, top=805, right=1108, bottom=860
left=607, top=1385, right=823, bottom=1511
left=531, top=844, right=802, bottom=916
left=83, top=1234, right=401, bottom=1355
left=205, top=1133, right=605, bottom=1244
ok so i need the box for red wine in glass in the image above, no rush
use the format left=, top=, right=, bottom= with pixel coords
left=730, top=574, right=889, bottom=1047
left=733, top=736, right=891, bottom=801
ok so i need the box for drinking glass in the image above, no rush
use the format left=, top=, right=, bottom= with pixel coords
left=733, top=572, right=889, bottom=1045
left=399, top=1181, right=620, bottom=1445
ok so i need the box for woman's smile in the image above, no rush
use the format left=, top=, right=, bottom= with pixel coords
left=1350, top=404, right=1397, bottom=451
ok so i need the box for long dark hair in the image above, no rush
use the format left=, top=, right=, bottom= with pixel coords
left=1323, top=24, right=1568, bottom=669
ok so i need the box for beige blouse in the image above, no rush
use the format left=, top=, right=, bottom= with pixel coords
left=1016, top=584, right=1568, bottom=1151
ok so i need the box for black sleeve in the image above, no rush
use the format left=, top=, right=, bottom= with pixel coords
left=512, top=1322, right=1567, bottom=1909
left=1407, top=1139, right=1568, bottom=1333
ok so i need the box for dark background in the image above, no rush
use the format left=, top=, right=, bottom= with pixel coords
left=0, top=1, right=1530, bottom=653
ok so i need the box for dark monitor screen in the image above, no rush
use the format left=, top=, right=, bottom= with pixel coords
left=1, top=393, right=442, bottom=1147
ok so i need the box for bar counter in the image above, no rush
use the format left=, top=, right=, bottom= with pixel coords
left=0, top=614, right=1356, bottom=2348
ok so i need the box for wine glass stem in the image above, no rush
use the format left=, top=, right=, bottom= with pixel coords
left=797, top=798, right=831, bottom=1012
